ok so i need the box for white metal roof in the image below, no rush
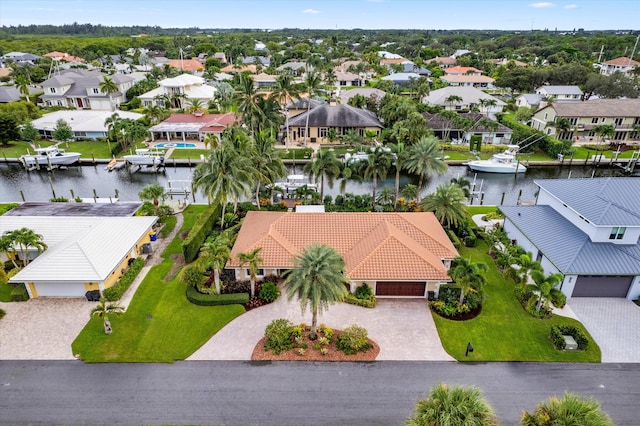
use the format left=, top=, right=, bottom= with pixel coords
left=31, top=110, right=144, bottom=132
left=3, top=216, right=156, bottom=283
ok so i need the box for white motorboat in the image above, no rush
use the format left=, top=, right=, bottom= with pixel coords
left=123, top=148, right=165, bottom=166
left=275, top=174, right=318, bottom=195
left=466, top=145, right=527, bottom=174
left=20, top=145, right=81, bottom=167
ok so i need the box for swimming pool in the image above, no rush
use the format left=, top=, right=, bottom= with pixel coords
left=153, top=143, right=198, bottom=149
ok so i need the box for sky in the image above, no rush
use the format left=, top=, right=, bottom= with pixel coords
left=1, top=0, right=639, bottom=31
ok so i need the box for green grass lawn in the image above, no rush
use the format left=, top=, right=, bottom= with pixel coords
left=279, top=148, right=313, bottom=160
left=164, top=148, right=209, bottom=160
left=466, top=206, right=499, bottom=215
left=571, top=146, right=637, bottom=160
left=0, top=281, right=14, bottom=302
left=71, top=204, right=245, bottom=363
left=432, top=240, right=601, bottom=362
left=0, top=141, right=43, bottom=158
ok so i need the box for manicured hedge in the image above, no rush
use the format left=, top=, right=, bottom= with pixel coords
left=344, top=292, right=376, bottom=308
left=549, top=324, right=589, bottom=350
left=182, top=205, right=220, bottom=263
left=185, top=285, right=249, bottom=306
left=10, top=283, right=29, bottom=301
left=499, top=114, right=572, bottom=158
left=104, top=258, right=145, bottom=301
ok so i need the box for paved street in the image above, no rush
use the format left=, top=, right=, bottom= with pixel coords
left=1, top=361, right=638, bottom=425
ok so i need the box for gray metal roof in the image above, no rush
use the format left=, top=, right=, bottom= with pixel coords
left=536, top=85, right=583, bottom=95
left=535, top=178, right=640, bottom=226
left=502, top=205, right=640, bottom=275
left=287, top=103, right=383, bottom=128
left=5, top=202, right=142, bottom=217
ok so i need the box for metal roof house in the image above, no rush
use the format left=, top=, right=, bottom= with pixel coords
left=501, top=178, right=640, bottom=299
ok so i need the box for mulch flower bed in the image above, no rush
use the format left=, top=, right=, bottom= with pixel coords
left=251, top=328, right=380, bottom=361
left=431, top=305, right=482, bottom=321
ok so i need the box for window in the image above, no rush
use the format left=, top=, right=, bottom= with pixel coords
left=544, top=113, right=548, bottom=120
left=569, top=118, right=578, bottom=125
left=50, top=87, right=57, bottom=94
left=318, top=127, right=328, bottom=138
left=614, top=118, right=624, bottom=126
left=601, top=117, right=606, bottom=123
left=246, top=268, right=264, bottom=277
left=591, top=117, right=598, bottom=124
left=92, top=88, right=100, bottom=94
left=609, top=227, right=626, bottom=240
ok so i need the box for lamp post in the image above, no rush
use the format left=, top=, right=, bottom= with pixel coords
left=465, top=342, right=474, bottom=357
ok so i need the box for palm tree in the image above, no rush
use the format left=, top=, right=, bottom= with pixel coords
left=237, top=247, right=263, bottom=298
left=449, top=256, right=488, bottom=304
left=138, top=183, right=166, bottom=213
left=91, top=298, right=125, bottom=335
left=270, top=74, right=299, bottom=149
left=388, top=142, right=407, bottom=208
left=144, top=105, right=166, bottom=125
left=302, top=69, right=324, bottom=145
left=170, top=92, right=188, bottom=110
left=376, top=187, right=395, bottom=206
left=527, top=270, right=563, bottom=312
left=192, top=144, right=253, bottom=229
left=284, top=244, right=349, bottom=340
left=364, top=146, right=393, bottom=208
left=198, top=236, right=231, bottom=294
left=445, top=94, right=463, bottom=110
left=421, top=182, right=468, bottom=230
left=450, top=176, right=472, bottom=198
left=401, top=184, right=419, bottom=203
left=104, top=113, right=121, bottom=144
left=0, top=233, right=19, bottom=270
left=234, top=73, right=263, bottom=135
left=545, top=117, right=571, bottom=139
left=405, top=136, right=448, bottom=196
left=511, top=253, right=542, bottom=285
left=3, top=228, right=47, bottom=267
left=202, top=132, right=220, bottom=150
left=15, top=75, right=31, bottom=103
left=406, top=383, right=499, bottom=426
left=303, top=149, right=341, bottom=200
left=521, top=392, right=614, bottom=426
left=593, top=124, right=615, bottom=147
left=251, top=130, right=287, bottom=207
left=478, top=98, right=498, bottom=116
left=186, top=98, right=205, bottom=114
left=438, top=110, right=458, bottom=142
left=99, top=76, right=120, bottom=111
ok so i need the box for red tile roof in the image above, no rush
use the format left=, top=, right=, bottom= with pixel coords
left=228, top=212, right=458, bottom=281
left=162, top=112, right=238, bottom=132
left=444, top=66, right=482, bottom=75
left=168, top=59, right=204, bottom=71
left=602, top=56, right=640, bottom=67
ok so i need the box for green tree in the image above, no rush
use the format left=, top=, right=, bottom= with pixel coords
left=0, top=233, right=19, bottom=269
left=15, top=75, right=31, bottom=103
left=251, top=130, right=287, bottom=207
left=348, top=94, right=368, bottom=109
left=376, top=187, right=395, bottom=206
left=198, top=236, right=231, bottom=294
left=450, top=176, right=471, bottom=198
left=478, top=98, right=498, bottom=116
left=405, top=136, right=448, bottom=195
left=388, top=142, right=408, bottom=208
left=52, top=119, right=74, bottom=143
left=521, top=392, right=614, bottom=426
left=421, top=182, right=467, bottom=230
left=2, top=227, right=48, bottom=267
left=363, top=146, right=393, bottom=208
left=19, top=123, right=39, bottom=143
left=449, top=256, right=488, bottom=304
left=270, top=74, right=299, bottom=148
left=406, top=383, right=499, bottom=426
left=593, top=124, right=615, bottom=146
left=0, top=113, right=21, bottom=145
left=527, top=270, right=563, bottom=313
left=515, top=107, right=533, bottom=123
left=138, top=183, right=166, bottom=213
left=511, top=252, right=543, bottom=285
left=445, top=94, right=463, bottom=110
left=302, top=69, right=324, bottom=145
left=284, top=244, right=349, bottom=339
left=186, top=98, right=205, bottom=114
left=303, top=149, right=341, bottom=200
left=91, top=298, right=125, bottom=335
left=235, top=73, right=263, bottom=135
left=237, top=247, right=263, bottom=298
left=99, top=76, right=120, bottom=111
left=545, top=117, right=571, bottom=139
left=401, top=183, right=419, bottom=203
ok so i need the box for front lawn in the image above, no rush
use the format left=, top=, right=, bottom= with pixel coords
left=164, top=148, right=210, bottom=160
left=71, top=204, right=245, bottom=363
left=432, top=240, right=601, bottom=362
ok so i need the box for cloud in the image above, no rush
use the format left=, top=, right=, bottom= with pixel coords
left=302, top=8, right=319, bottom=14
left=563, top=4, right=577, bottom=8
left=529, top=2, right=556, bottom=7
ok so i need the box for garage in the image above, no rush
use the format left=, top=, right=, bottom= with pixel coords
left=572, top=276, right=632, bottom=298
left=375, top=281, right=426, bottom=297
left=34, top=282, right=87, bottom=297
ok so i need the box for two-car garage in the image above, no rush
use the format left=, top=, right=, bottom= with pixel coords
left=571, top=276, right=633, bottom=298
left=30, top=282, right=87, bottom=298
left=375, top=281, right=427, bottom=297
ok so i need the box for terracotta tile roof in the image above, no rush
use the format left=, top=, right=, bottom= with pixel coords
left=425, top=56, right=457, bottom=65
left=602, top=56, right=640, bottom=67
left=380, top=58, right=406, bottom=65
left=441, top=75, right=495, bottom=83
left=220, top=64, right=257, bottom=74
left=43, top=51, right=85, bottom=62
left=228, top=212, right=458, bottom=281
left=162, top=112, right=238, bottom=131
left=168, top=59, right=204, bottom=71
left=444, top=66, right=482, bottom=75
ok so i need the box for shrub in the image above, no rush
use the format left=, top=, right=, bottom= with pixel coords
left=259, top=282, right=280, bottom=303
left=462, top=229, right=477, bottom=247
left=264, top=318, right=294, bottom=354
left=182, top=266, right=205, bottom=288
left=0, top=308, right=5, bottom=319
left=244, top=296, right=265, bottom=310
left=10, top=283, right=29, bottom=301
left=344, top=284, right=377, bottom=308
left=318, top=324, right=334, bottom=340
left=0, top=203, right=19, bottom=216
left=447, top=229, right=462, bottom=249
left=355, top=283, right=373, bottom=299
left=185, top=286, right=249, bottom=305
left=103, top=258, right=144, bottom=301
left=49, top=196, right=69, bottom=202
left=549, top=287, right=566, bottom=308
left=182, top=205, right=220, bottom=263
left=549, top=324, right=589, bottom=350
left=337, top=325, right=373, bottom=355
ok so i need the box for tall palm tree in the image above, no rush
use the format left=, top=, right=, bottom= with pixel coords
left=91, top=298, right=125, bottom=335
left=251, top=130, right=287, bottom=207
left=192, top=145, right=253, bottom=229
left=521, top=392, right=614, bottom=426
left=15, top=75, right=31, bottom=103
left=0, top=233, right=19, bottom=270
left=527, top=270, right=563, bottom=313
left=450, top=176, right=471, bottom=198
left=138, top=183, right=166, bottom=213
left=363, top=146, right=393, bottom=208
left=3, top=228, right=47, bottom=267
left=445, top=94, right=463, bottom=110
left=203, top=132, right=220, bottom=150
left=545, top=117, right=571, bottom=139
left=438, top=110, right=458, bottom=142
left=511, top=252, right=543, bottom=285
left=198, top=236, right=231, bottom=294
left=104, top=112, right=121, bottom=143
left=302, top=69, right=324, bottom=145
left=448, top=257, right=488, bottom=304
left=388, top=142, right=408, bottom=208
left=421, top=182, right=467, bottom=230
left=170, top=92, right=188, bottom=110
left=478, top=98, right=498, bottom=116
left=284, top=244, right=349, bottom=340
left=99, top=76, right=120, bottom=111
left=238, top=247, right=263, bottom=298
left=270, top=74, right=299, bottom=149
left=593, top=124, right=615, bottom=146
left=303, top=149, right=341, bottom=200
left=235, top=73, right=263, bottom=135
left=405, top=136, right=448, bottom=196
left=406, top=383, right=499, bottom=426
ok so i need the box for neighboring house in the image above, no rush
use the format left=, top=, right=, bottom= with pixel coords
left=242, top=56, right=271, bottom=67
left=40, top=70, right=135, bottom=110
left=285, top=102, right=382, bottom=144
left=338, top=87, right=386, bottom=107
left=381, top=72, right=421, bottom=85
left=422, top=87, right=505, bottom=116
left=148, top=112, right=239, bottom=142
left=423, top=112, right=513, bottom=145
left=501, top=178, right=640, bottom=300
left=441, top=74, right=495, bottom=88
left=444, top=66, right=482, bottom=76
left=535, top=85, right=583, bottom=101
left=515, top=93, right=543, bottom=109
left=138, top=73, right=217, bottom=109
left=285, top=98, right=324, bottom=118
left=334, top=71, right=366, bottom=87
left=43, top=51, right=85, bottom=62
left=252, top=73, right=279, bottom=90
left=424, top=56, right=457, bottom=69
left=0, top=85, right=42, bottom=103
left=219, top=64, right=257, bottom=74
left=399, top=60, right=431, bottom=76
left=168, top=59, right=204, bottom=72
left=377, top=51, right=403, bottom=59
left=530, top=99, right=640, bottom=141
left=212, top=52, right=227, bottom=64
left=1, top=52, right=41, bottom=65
left=276, top=61, right=308, bottom=75
left=492, top=58, right=528, bottom=67
left=227, top=211, right=459, bottom=298
left=2, top=203, right=156, bottom=298
left=31, top=110, right=144, bottom=140
left=598, top=56, right=640, bottom=77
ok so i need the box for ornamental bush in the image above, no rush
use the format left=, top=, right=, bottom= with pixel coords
left=549, top=287, right=567, bottom=308
left=264, top=318, right=294, bottom=354
left=337, top=325, right=373, bottom=355
left=185, top=286, right=249, bottom=306
left=549, top=324, right=589, bottom=350
left=10, top=283, right=29, bottom=302
left=259, top=282, right=280, bottom=303
left=182, top=205, right=220, bottom=263
left=103, top=258, right=144, bottom=301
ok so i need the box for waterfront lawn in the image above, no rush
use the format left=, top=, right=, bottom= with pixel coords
left=572, top=146, right=637, bottom=161
left=279, top=148, right=313, bottom=160
left=432, top=240, right=601, bottom=362
left=64, top=141, right=113, bottom=159
left=164, top=148, right=209, bottom=160
left=0, top=141, right=42, bottom=158
left=71, top=204, right=245, bottom=363
left=466, top=206, right=498, bottom=215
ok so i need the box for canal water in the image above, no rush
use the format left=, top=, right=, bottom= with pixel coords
left=0, top=162, right=635, bottom=205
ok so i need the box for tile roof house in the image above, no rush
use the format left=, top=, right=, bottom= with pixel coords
left=338, top=88, right=386, bottom=107
left=40, top=70, right=134, bottom=110
left=530, top=99, right=640, bottom=142
left=598, top=56, right=640, bottom=77
left=423, top=112, right=512, bottom=145
left=444, top=66, right=482, bottom=76
left=3, top=214, right=157, bottom=298
left=422, top=87, right=505, bottom=115
left=424, top=56, right=457, bottom=69
left=501, top=178, right=640, bottom=299
left=168, top=59, right=205, bottom=72
left=227, top=211, right=459, bottom=297
left=138, top=73, right=217, bottom=109
left=43, top=51, right=85, bottom=62
left=149, top=112, right=239, bottom=142
left=285, top=102, right=382, bottom=144
left=220, top=64, right=257, bottom=74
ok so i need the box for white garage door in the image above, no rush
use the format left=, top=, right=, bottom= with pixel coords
left=35, top=282, right=87, bottom=297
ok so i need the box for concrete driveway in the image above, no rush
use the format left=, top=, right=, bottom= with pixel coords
left=568, top=298, right=640, bottom=363
left=188, top=296, right=454, bottom=361
left=0, top=298, right=96, bottom=360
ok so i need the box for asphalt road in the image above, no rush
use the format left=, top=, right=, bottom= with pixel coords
left=1, top=361, right=638, bottom=425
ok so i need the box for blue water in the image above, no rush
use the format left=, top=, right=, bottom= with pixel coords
left=153, top=143, right=197, bottom=149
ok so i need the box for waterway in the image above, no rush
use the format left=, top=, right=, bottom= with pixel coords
left=0, top=162, right=635, bottom=205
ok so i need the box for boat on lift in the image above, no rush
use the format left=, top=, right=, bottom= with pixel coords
left=466, top=145, right=527, bottom=174
left=123, top=148, right=165, bottom=166
left=20, top=145, right=82, bottom=167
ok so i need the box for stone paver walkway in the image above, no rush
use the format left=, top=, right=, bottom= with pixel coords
left=188, top=296, right=454, bottom=361
left=568, top=298, right=640, bottom=363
